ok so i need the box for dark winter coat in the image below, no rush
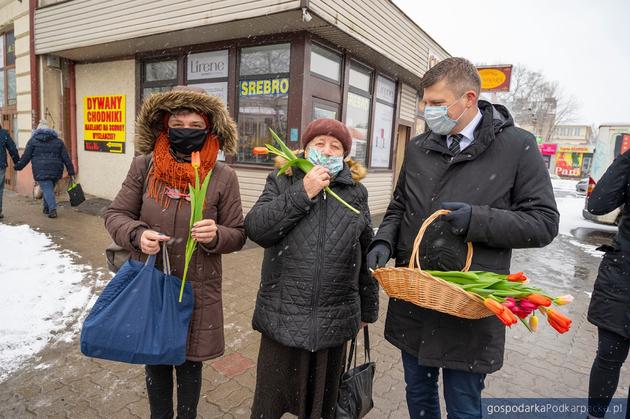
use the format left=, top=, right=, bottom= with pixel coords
left=104, top=89, right=245, bottom=361
left=0, top=128, right=19, bottom=169
left=587, top=149, right=630, bottom=339
left=372, top=100, right=559, bottom=374
left=15, top=128, right=75, bottom=181
left=245, top=160, right=379, bottom=352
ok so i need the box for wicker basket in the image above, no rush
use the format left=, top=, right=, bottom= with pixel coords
left=372, top=210, right=493, bottom=319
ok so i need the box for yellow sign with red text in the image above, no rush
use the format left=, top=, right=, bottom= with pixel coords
left=83, top=95, right=126, bottom=153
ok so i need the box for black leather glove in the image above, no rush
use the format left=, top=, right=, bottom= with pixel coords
left=440, top=202, right=472, bottom=236
left=366, top=242, right=391, bottom=270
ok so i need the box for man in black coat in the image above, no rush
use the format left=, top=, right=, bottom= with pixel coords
left=0, top=125, right=20, bottom=219
left=367, top=57, right=559, bottom=419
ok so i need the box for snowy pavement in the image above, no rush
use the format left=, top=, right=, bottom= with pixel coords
left=0, top=179, right=626, bottom=418
left=0, top=224, right=99, bottom=381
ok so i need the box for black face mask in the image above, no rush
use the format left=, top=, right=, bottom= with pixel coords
left=168, top=128, right=208, bottom=155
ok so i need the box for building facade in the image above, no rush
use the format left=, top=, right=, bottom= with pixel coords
left=545, top=124, right=594, bottom=178
left=0, top=0, right=39, bottom=195
left=27, top=0, right=449, bottom=214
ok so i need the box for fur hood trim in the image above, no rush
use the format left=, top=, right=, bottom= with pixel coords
left=135, top=90, right=237, bottom=155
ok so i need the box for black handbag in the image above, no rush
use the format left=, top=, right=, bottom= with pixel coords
left=106, top=243, right=130, bottom=273
left=67, top=182, right=86, bottom=206
left=335, top=326, right=375, bottom=419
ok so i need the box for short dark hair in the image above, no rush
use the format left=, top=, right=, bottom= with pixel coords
left=421, top=57, right=481, bottom=96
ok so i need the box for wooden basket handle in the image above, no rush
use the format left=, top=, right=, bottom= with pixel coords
left=408, top=209, right=473, bottom=272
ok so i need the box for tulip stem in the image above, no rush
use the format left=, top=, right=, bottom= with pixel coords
left=519, top=317, right=533, bottom=333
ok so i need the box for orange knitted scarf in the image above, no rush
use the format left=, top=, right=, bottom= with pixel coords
left=147, top=131, right=219, bottom=208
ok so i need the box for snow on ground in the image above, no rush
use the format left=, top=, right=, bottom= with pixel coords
left=551, top=178, right=617, bottom=261
left=0, top=224, right=93, bottom=382
left=552, top=178, right=617, bottom=237
left=551, top=177, right=584, bottom=194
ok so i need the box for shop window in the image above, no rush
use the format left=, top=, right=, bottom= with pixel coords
left=310, top=43, right=342, bottom=83
left=145, top=60, right=177, bottom=82
left=237, top=43, right=290, bottom=164
left=345, top=63, right=372, bottom=165
left=346, top=93, right=370, bottom=165
left=0, top=31, right=15, bottom=109
left=313, top=100, right=338, bottom=120
left=240, top=44, right=290, bottom=76
left=186, top=50, right=229, bottom=106
left=349, top=66, right=371, bottom=93
left=370, top=76, right=396, bottom=168
left=141, top=58, right=178, bottom=99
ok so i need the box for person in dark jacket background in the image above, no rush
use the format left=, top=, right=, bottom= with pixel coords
left=586, top=149, right=630, bottom=418
left=0, top=124, right=20, bottom=219
left=15, top=120, right=75, bottom=218
left=245, top=118, right=379, bottom=419
left=366, top=57, right=559, bottom=419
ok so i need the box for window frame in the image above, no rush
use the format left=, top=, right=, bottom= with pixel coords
left=0, top=31, right=16, bottom=109
left=235, top=42, right=292, bottom=166
left=310, top=42, right=343, bottom=85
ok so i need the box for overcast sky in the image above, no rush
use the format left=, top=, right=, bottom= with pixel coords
left=393, top=0, right=630, bottom=127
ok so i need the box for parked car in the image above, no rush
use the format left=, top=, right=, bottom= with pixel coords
left=576, top=178, right=588, bottom=193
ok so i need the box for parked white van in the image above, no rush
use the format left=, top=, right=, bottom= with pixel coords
left=583, top=123, right=630, bottom=224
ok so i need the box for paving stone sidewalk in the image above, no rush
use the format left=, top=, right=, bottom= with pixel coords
left=0, top=191, right=628, bottom=418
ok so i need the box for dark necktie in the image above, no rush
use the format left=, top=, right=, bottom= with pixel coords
left=449, top=133, right=463, bottom=156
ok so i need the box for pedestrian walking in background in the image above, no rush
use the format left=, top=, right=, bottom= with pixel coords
left=0, top=123, right=20, bottom=219
left=104, top=86, right=246, bottom=419
left=586, top=148, right=630, bottom=419
left=245, top=118, right=379, bottom=419
left=366, top=57, right=559, bottom=419
left=14, top=120, right=75, bottom=219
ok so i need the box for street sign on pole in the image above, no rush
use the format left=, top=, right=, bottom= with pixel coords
left=477, top=65, right=513, bottom=92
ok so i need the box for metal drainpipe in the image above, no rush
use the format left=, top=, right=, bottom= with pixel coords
left=29, top=0, right=39, bottom=128
left=69, top=61, right=78, bottom=175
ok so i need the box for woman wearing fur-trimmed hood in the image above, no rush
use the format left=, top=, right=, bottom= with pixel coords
left=245, top=118, right=379, bottom=419
left=104, top=86, right=246, bottom=418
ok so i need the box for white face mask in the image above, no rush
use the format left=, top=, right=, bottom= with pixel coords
left=423, top=95, right=468, bottom=135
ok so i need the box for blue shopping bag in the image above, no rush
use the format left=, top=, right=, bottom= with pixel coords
left=80, top=243, right=194, bottom=365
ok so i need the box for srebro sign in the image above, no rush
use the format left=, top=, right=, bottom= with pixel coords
left=83, top=95, right=126, bottom=153
left=240, top=78, right=289, bottom=96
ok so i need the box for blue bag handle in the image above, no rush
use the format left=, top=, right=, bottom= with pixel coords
left=144, top=241, right=171, bottom=275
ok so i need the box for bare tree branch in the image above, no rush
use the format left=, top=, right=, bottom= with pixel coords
left=490, top=64, right=580, bottom=141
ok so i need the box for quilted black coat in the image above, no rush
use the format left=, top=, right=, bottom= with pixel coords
left=245, top=162, right=379, bottom=352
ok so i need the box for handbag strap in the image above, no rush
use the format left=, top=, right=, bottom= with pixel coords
left=162, top=242, right=171, bottom=275
left=345, top=326, right=371, bottom=372
left=144, top=241, right=171, bottom=276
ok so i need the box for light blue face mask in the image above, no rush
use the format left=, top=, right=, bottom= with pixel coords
left=423, top=95, right=468, bottom=135
left=306, top=147, right=344, bottom=176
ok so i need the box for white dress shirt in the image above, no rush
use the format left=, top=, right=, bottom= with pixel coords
left=447, top=109, right=483, bottom=152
